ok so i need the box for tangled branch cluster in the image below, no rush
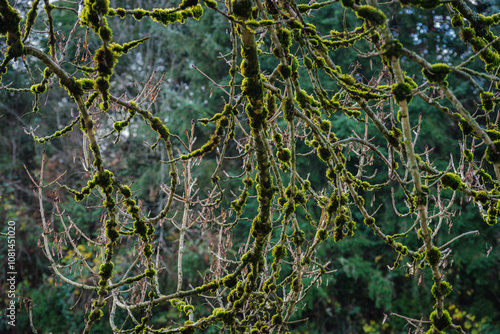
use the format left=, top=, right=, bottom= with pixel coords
left=1, top=0, right=499, bottom=332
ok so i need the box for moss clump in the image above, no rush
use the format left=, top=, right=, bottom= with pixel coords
left=460, top=27, right=475, bottom=42
left=222, top=274, right=237, bottom=288
left=30, top=83, right=47, bottom=94
left=364, top=217, right=375, bottom=226
left=355, top=6, right=387, bottom=27
left=277, top=28, right=292, bottom=49
left=277, top=64, right=292, bottom=79
left=316, top=229, right=328, bottom=241
left=179, top=0, right=198, bottom=9
left=426, top=246, right=441, bottom=266
left=391, top=82, right=413, bottom=102
left=431, top=281, right=452, bottom=299
left=317, top=146, right=332, bottom=162
left=440, top=172, right=463, bottom=190
left=485, top=140, right=500, bottom=164
left=99, top=262, right=114, bottom=279
left=277, top=148, right=291, bottom=163
left=204, top=0, right=218, bottom=8
left=458, top=118, right=474, bottom=136
left=271, top=314, right=283, bottom=325
left=480, top=91, right=495, bottom=111
left=451, top=14, right=464, bottom=27
left=94, top=46, right=116, bottom=77
left=320, top=119, right=331, bottom=132
left=478, top=168, right=493, bottom=183
left=418, top=0, right=441, bottom=9
left=422, top=63, right=450, bottom=83
left=89, top=309, right=104, bottom=321
left=340, top=0, right=355, bottom=8
left=145, top=268, right=156, bottom=278
left=382, top=39, right=403, bottom=63
left=292, top=230, right=306, bottom=247
left=303, top=56, right=313, bottom=69
left=272, top=244, right=286, bottom=259
left=430, top=310, right=452, bottom=331
left=232, top=0, right=252, bottom=19
left=463, top=149, right=474, bottom=161
left=98, top=25, right=113, bottom=42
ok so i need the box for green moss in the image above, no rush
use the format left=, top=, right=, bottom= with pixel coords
left=382, top=39, right=403, bottom=64
left=316, top=228, right=328, bottom=241
left=480, top=91, right=495, bottom=111
left=430, top=310, right=452, bottom=331
left=283, top=97, right=295, bottom=122
left=431, top=281, right=453, bottom=299
left=426, top=246, right=441, bottom=266
left=222, top=274, right=237, bottom=288
left=340, top=0, right=355, bottom=8
left=277, top=28, right=292, bottom=49
left=317, top=146, right=332, bottom=162
left=99, top=262, right=114, bottom=279
left=179, top=0, right=198, bottom=9
left=277, top=148, right=291, bottom=163
left=478, top=168, right=493, bottom=183
left=277, top=64, right=292, bottom=79
left=89, top=309, right=104, bottom=321
left=294, top=191, right=307, bottom=205
left=458, top=118, right=474, bottom=136
left=98, top=25, right=113, bottom=42
left=355, top=5, right=387, bottom=27
left=150, top=9, right=182, bottom=25
left=320, top=119, right=331, bottom=132
left=145, top=268, right=156, bottom=278
left=303, top=56, right=313, bottom=69
left=485, top=140, right=500, bottom=164
left=94, top=46, right=116, bottom=77
left=203, top=0, right=218, bottom=8
left=30, top=83, right=46, bottom=94
left=422, top=63, right=450, bottom=83
left=143, top=244, right=153, bottom=257
left=291, top=230, right=305, bottom=247
left=271, top=314, right=283, bottom=325
left=463, top=149, right=474, bottom=161
left=418, top=0, right=441, bottom=9
left=451, top=14, right=464, bottom=27
left=440, top=172, right=463, bottom=190
left=364, top=217, right=375, bottom=226
left=391, top=82, right=413, bottom=102
left=232, top=0, right=252, bottom=19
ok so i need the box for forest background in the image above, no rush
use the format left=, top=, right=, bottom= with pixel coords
left=0, top=0, right=499, bottom=333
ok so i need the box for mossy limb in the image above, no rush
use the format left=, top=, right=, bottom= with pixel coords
left=440, top=172, right=463, bottom=190
left=422, top=63, right=450, bottom=83
left=430, top=310, right=452, bottom=331
left=355, top=5, right=387, bottom=27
